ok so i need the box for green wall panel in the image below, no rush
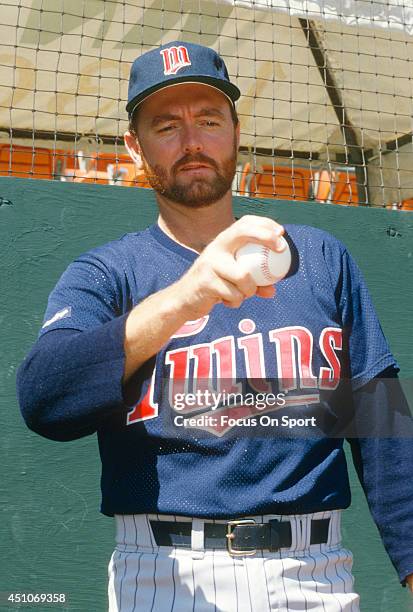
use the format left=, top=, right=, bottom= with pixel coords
left=1, top=177, right=412, bottom=611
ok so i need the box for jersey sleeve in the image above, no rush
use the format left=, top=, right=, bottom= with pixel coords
left=17, top=247, right=138, bottom=441
left=348, top=370, right=413, bottom=584
left=39, top=249, right=126, bottom=335
left=324, top=239, right=398, bottom=388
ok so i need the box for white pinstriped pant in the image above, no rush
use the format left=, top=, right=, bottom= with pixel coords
left=108, top=510, right=360, bottom=612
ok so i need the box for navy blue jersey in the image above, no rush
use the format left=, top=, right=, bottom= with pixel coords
left=17, top=223, right=413, bottom=583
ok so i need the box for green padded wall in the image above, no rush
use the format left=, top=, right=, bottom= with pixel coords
left=1, top=176, right=412, bottom=611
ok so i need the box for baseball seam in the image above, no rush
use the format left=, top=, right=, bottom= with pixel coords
left=260, top=247, right=274, bottom=281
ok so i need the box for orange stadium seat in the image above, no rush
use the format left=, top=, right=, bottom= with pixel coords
left=386, top=199, right=413, bottom=211
left=238, top=162, right=252, bottom=195
left=0, top=144, right=53, bottom=179
left=90, top=152, right=132, bottom=172
left=313, top=170, right=333, bottom=202
left=399, top=199, right=413, bottom=210
left=107, top=162, right=152, bottom=188
left=333, top=173, right=359, bottom=206
left=71, top=162, right=152, bottom=188
left=54, top=150, right=87, bottom=180
left=57, top=150, right=151, bottom=188
left=313, top=170, right=359, bottom=206
left=239, top=163, right=311, bottom=200
left=60, top=151, right=127, bottom=182
left=73, top=170, right=112, bottom=185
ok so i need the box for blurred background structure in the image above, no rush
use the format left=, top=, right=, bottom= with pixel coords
left=1, top=0, right=412, bottom=208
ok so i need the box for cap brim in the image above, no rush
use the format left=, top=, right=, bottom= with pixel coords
left=127, top=76, right=240, bottom=117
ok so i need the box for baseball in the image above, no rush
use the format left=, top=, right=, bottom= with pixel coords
left=235, top=236, right=291, bottom=286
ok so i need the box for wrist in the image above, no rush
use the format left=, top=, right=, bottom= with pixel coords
left=172, top=274, right=217, bottom=321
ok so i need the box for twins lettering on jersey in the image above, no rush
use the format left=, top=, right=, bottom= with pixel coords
left=127, top=318, right=343, bottom=435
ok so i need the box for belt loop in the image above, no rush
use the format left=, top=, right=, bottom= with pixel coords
left=329, top=510, right=341, bottom=547
left=301, top=514, right=312, bottom=549
left=278, top=515, right=300, bottom=551
left=191, top=518, right=205, bottom=559
left=287, top=515, right=303, bottom=551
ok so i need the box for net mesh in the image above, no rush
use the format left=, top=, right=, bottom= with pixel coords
left=1, top=0, right=412, bottom=209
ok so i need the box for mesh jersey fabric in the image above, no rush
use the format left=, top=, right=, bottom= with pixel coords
left=18, top=222, right=413, bottom=580
left=23, top=222, right=395, bottom=511
left=18, top=222, right=413, bottom=583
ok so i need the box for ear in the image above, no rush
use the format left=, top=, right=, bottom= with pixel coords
left=124, top=131, right=143, bottom=168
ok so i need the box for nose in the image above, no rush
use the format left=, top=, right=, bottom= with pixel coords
left=181, top=124, right=203, bottom=154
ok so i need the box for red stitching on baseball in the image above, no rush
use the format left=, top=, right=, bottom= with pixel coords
left=260, top=247, right=273, bottom=281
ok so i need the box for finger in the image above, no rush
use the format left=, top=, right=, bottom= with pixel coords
left=237, top=215, right=285, bottom=248
left=213, top=253, right=259, bottom=298
left=208, top=275, right=250, bottom=309
left=214, top=215, right=285, bottom=253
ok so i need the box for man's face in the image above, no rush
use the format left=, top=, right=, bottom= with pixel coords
left=129, top=83, right=240, bottom=208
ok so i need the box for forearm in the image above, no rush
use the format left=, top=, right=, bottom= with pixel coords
left=123, top=279, right=203, bottom=381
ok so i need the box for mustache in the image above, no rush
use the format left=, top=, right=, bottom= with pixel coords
left=172, top=153, right=220, bottom=175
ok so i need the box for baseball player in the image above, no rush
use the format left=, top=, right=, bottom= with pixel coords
left=17, top=42, right=413, bottom=611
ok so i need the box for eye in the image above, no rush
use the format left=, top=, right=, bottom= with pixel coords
left=201, top=119, right=219, bottom=127
left=158, top=124, right=176, bottom=133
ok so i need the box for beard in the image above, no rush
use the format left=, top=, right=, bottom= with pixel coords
left=141, top=140, right=238, bottom=208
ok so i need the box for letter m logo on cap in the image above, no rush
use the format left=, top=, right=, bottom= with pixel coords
left=160, top=46, right=191, bottom=75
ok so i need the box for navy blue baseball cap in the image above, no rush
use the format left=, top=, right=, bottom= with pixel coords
left=126, top=41, right=240, bottom=118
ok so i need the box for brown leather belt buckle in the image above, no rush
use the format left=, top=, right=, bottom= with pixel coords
left=226, top=519, right=257, bottom=557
